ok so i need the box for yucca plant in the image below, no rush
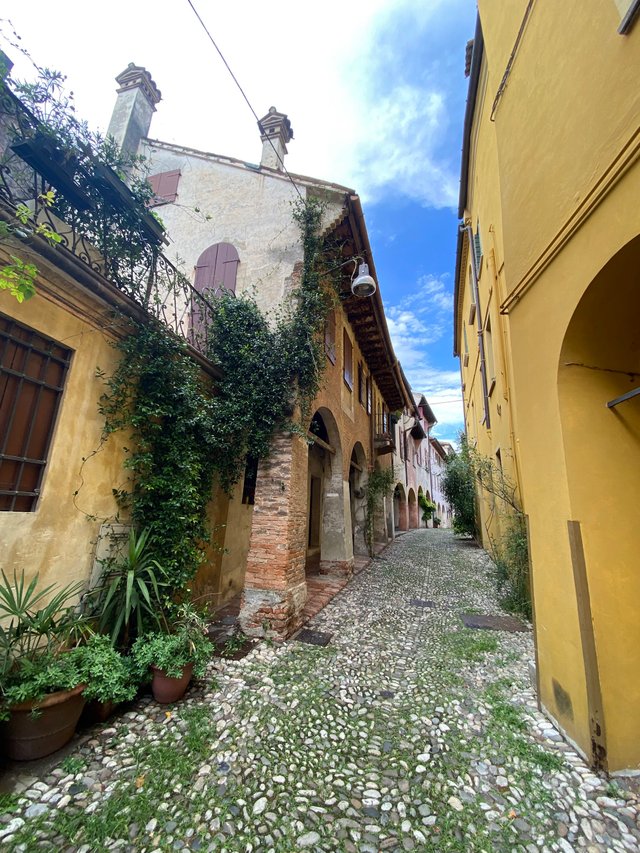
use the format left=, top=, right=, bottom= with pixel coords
left=89, top=528, right=166, bottom=648
left=0, top=569, right=87, bottom=715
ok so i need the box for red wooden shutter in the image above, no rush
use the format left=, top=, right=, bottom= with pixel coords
left=343, top=329, right=353, bottom=390
left=148, top=170, right=181, bottom=204
left=194, top=243, right=239, bottom=295
left=324, top=310, right=336, bottom=364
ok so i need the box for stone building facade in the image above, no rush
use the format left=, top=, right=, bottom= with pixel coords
left=106, top=67, right=412, bottom=637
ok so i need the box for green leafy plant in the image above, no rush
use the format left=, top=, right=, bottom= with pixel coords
left=97, top=197, right=337, bottom=599
left=221, top=629, right=248, bottom=658
left=87, top=528, right=167, bottom=647
left=132, top=602, right=212, bottom=679
left=0, top=569, right=92, bottom=717
left=60, top=755, right=87, bottom=776
left=363, top=464, right=395, bottom=556
left=75, top=634, right=138, bottom=705
left=442, top=434, right=477, bottom=536
left=418, top=494, right=437, bottom=523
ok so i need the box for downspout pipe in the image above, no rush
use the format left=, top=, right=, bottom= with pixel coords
left=464, top=223, right=491, bottom=429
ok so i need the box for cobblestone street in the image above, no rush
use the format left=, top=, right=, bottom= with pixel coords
left=2, top=529, right=639, bottom=852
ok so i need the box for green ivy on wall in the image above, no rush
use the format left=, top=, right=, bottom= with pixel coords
left=100, top=197, right=337, bottom=593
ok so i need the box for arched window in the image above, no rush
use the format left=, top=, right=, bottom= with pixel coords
left=190, top=243, right=240, bottom=352
left=194, top=242, right=239, bottom=295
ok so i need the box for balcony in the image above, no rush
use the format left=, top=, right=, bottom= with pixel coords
left=374, top=413, right=395, bottom=456
left=0, top=84, right=215, bottom=359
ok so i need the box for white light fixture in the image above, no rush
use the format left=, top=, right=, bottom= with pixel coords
left=351, top=261, right=377, bottom=298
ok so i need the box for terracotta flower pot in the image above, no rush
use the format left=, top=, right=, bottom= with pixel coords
left=150, top=663, right=193, bottom=704
left=81, top=699, right=117, bottom=725
left=1, top=683, right=86, bottom=761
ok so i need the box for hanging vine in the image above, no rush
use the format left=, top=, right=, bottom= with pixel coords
left=99, top=196, right=337, bottom=592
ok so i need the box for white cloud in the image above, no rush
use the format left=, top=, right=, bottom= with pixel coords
left=0, top=0, right=468, bottom=209
left=385, top=273, right=464, bottom=430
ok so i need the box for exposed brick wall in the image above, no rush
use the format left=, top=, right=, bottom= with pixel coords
left=409, top=498, right=419, bottom=529
left=239, top=431, right=309, bottom=638
left=318, top=559, right=353, bottom=577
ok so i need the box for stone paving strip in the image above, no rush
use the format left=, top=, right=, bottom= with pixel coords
left=1, top=529, right=639, bottom=852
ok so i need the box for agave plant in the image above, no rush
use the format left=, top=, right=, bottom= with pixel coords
left=90, top=528, right=166, bottom=648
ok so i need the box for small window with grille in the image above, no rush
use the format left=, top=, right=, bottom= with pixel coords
left=0, top=313, right=72, bottom=512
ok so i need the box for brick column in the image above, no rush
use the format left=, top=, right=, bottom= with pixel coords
left=239, top=431, right=308, bottom=639
left=409, top=499, right=419, bottom=529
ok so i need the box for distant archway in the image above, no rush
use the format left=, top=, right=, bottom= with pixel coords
left=408, top=488, right=419, bottom=529
left=349, top=442, right=368, bottom=556
left=306, top=408, right=351, bottom=575
left=394, top=483, right=407, bottom=531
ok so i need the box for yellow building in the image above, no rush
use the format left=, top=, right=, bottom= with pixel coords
left=454, top=1, right=640, bottom=772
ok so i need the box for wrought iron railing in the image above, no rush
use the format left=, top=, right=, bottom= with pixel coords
left=0, top=83, right=215, bottom=359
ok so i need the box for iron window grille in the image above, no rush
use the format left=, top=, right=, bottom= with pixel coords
left=0, top=313, right=72, bottom=512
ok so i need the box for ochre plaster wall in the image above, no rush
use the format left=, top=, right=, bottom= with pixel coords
left=0, top=277, right=126, bottom=593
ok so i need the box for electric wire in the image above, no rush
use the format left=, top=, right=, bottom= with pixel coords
left=185, top=0, right=304, bottom=201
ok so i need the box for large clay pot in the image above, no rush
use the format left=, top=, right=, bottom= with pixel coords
left=81, top=699, right=117, bottom=726
left=1, top=683, right=86, bottom=761
left=150, top=663, right=193, bottom=704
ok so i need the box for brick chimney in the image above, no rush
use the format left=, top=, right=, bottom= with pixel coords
left=258, top=107, right=293, bottom=171
left=107, top=63, right=161, bottom=156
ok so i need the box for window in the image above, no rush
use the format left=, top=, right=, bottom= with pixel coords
left=324, top=310, right=336, bottom=364
left=0, top=314, right=72, bottom=512
left=148, top=170, right=181, bottom=205
left=468, top=267, right=476, bottom=324
left=473, top=223, right=483, bottom=274
left=343, top=329, right=353, bottom=390
left=241, top=455, right=259, bottom=505
left=485, top=317, right=495, bottom=392
left=358, top=362, right=364, bottom=405
left=462, top=323, right=469, bottom=367
left=366, top=376, right=372, bottom=414
left=399, top=425, right=404, bottom=460
left=194, top=242, right=239, bottom=296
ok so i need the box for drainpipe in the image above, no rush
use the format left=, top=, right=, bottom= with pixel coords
left=464, top=222, right=491, bottom=429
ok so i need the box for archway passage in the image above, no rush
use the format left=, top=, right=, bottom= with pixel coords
left=394, top=483, right=407, bottom=531
left=349, top=442, right=368, bottom=556
left=557, top=234, right=640, bottom=770
left=408, top=488, right=419, bottom=529
left=306, top=409, right=353, bottom=576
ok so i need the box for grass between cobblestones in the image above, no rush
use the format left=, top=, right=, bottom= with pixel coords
left=6, top=532, right=615, bottom=852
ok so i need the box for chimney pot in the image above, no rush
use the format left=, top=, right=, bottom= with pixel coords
left=258, top=107, right=293, bottom=172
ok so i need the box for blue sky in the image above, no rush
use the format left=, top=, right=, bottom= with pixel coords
left=1, top=0, right=476, bottom=441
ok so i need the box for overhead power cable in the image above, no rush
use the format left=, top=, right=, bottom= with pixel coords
left=185, top=0, right=304, bottom=201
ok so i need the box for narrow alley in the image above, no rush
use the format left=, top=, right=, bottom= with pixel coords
left=3, top=530, right=639, bottom=852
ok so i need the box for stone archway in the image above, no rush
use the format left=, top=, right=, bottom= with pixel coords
left=557, top=234, right=640, bottom=769
left=394, top=483, right=407, bottom=531
left=408, top=488, right=419, bottom=529
left=307, top=408, right=352, bottom=576
left=349, top=441, right=368, bottom=557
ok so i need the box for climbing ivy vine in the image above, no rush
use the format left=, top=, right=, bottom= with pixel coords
left=100, top=197, right=337, bottom=592
left=363, top=465, right=395, bottom=556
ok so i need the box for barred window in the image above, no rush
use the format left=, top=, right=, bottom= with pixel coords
left=0, top=314, right=72, bottom=512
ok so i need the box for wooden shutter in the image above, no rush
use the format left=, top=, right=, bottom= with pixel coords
left=473, top=229, right=482, bottom=269
left=0, top=314, right=72, bottom=512
left=358, top=363, right=364, bottom=405
left=148, top=170, right=181, bottom=204
left=343, top=329, right=353, bottom=390
left=194, top=242, right=239, bottom=295
left=366, top=376, right=372, bottom=414
left=324, top=310, right=336, bottom=364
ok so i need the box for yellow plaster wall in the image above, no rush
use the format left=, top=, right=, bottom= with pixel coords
left=461, top=2, right=640, bottom=769
left=0, top=282, right=126, bottom=593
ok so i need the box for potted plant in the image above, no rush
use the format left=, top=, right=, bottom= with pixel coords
left=131, top=603, right=212, bottom=704
left=0, top=570, right=89, bottom=761
left=77, top=634, right=139, bottom=724
left=86, top=527, right=167, bottom=649
left=433, top=516, right=441, bottom=528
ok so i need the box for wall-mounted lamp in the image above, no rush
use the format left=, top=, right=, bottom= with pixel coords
left=351, top=260, right=377, bottom=298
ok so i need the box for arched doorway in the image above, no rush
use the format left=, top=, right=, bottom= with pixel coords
left=306, top=408, right=351, bottom=575
left=408, top=488, right=419, bottom=529
left=349, top=442, right=368, bottom=556
left=393, top=483, right=407, bottom=531
left=557, top=235, right=640, bottom=769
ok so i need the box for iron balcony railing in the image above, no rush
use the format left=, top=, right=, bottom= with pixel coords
left=0, top=83, right=215, bottom=358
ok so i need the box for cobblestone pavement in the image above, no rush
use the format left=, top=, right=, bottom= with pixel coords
left=2, top=530, right=639, bottom=852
